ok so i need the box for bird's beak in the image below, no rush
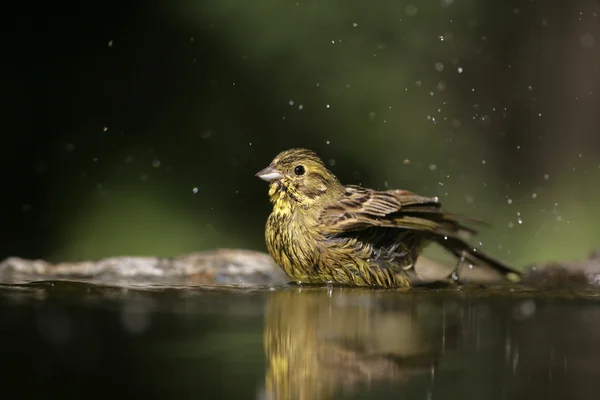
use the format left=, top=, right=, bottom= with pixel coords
left=256, top=164, right=283, bottom=182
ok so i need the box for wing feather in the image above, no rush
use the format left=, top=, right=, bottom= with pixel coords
left=320, top=185, right=471, bottom=236
left=319, top=185, right=517, bottom=276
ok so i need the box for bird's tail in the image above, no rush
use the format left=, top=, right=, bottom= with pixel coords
left=381, top=203, right=521, bottom=281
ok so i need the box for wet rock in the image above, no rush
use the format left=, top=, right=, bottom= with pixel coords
left=0, top=249, right=288, bottom=287
left=521, top=250, right=600, bottom=289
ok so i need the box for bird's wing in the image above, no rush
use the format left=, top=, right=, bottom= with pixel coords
left=319, top=185, right=518, bottom=276
left=319, top=185, right=472, bottom=235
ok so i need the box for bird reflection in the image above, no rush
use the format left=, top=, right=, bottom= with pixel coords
left=263, top=287, right=458, bottom=400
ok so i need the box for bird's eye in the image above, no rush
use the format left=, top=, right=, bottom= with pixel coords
left=294, top=165, right=306, bottom=176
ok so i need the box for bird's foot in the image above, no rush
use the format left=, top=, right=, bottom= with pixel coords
left=447, top=251, right=467, bottom=283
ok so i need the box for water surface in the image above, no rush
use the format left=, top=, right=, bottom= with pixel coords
left=1, top=282, right=598, bottom=399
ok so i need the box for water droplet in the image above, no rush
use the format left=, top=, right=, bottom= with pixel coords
left=298, top=104, right=304, bottom=111
left=405, top=5, right=418, bottom=16
left=507, top=198, right=513, bottom=205
left=352, top=22, right=358, bottom=27
left=457, top=67, right=464, bottom=73
left=513, top=300, right=536, bottom=320
left=288, top=100, right=294, bottom=106
left=479, top=115, right=491, bottom=127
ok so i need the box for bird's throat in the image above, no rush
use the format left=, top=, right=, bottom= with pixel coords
left=269, top=183, right=294, bottom=217
left=269, top=181, right=309, bottom=215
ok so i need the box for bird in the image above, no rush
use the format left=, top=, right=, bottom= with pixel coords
left=256, top=148, right=519, bottom=288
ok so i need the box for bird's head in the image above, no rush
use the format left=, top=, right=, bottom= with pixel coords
left=256, top=148, right=343, bottom=208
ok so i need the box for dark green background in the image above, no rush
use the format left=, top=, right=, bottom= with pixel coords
left=3, top=0, right=599, bottom=267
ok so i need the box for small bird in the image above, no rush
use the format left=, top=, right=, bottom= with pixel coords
left=256, top=148, right=519, bottom=288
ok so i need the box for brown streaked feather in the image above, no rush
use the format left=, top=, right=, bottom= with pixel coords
left=320, top=186, right=470, bottom=236
left=319, top=185, right=516, bottom=275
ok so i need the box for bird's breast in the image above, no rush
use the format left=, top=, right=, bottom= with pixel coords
left=266, top=207, right=320, bottom=281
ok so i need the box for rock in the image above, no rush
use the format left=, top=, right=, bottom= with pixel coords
left=0, top=249, right=288, bottom=287
left=521, top=250, right=600, bottom=288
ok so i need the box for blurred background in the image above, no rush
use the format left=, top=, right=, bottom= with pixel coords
left=2, top=0, right=599, bottom=268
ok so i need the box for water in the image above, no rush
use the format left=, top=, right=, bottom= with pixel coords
left=1, top=282, right=599, bottom=399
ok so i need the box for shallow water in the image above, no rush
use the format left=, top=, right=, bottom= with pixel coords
left=2, top=281, right=599, bottom=399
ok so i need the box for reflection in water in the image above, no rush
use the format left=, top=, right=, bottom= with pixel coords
left=263, top=288, right=459, bottom=399
left=3, top=283, right=600, bottom=399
